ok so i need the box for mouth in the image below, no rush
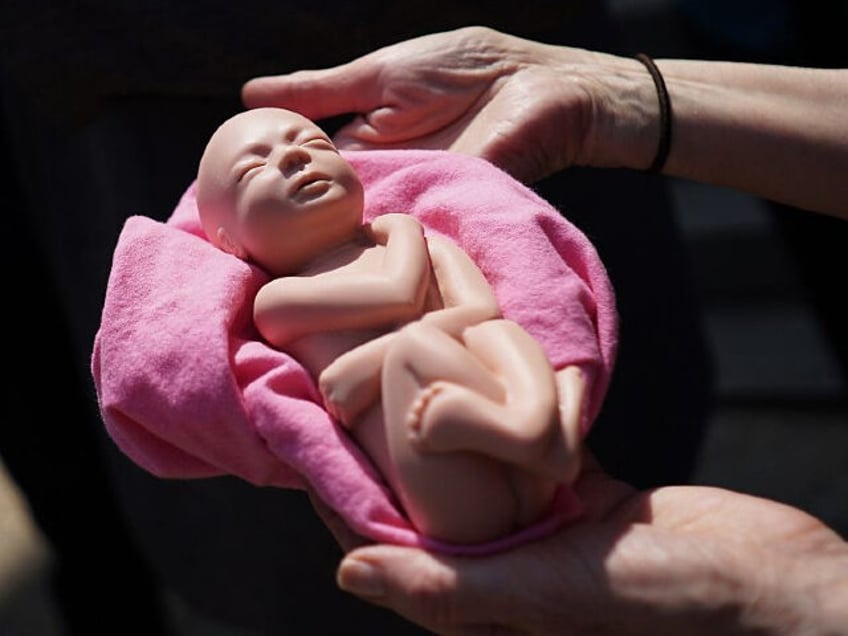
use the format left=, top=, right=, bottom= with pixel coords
left=291, top=173, right=331, bottom=198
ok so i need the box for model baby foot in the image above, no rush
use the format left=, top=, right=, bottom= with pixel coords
left=406, top=381, right=448, bottom=442
left=405, top=370, right=576, bottom=481
left=406, top=381, right=490, bottom=453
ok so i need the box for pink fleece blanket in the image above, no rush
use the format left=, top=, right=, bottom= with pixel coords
left=92, top=149, right=617, bottom=555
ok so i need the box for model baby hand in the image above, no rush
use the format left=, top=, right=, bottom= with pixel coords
left=366, top=212, right=423, bottom=244
left=318, top=333, right=395, bottom=427
left=319, top=362, right=379, bottom=428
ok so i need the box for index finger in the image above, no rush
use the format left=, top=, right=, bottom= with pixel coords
left=241, top=58, right=382, bottom=120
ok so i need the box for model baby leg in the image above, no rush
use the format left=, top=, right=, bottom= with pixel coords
left=410, top=319, right=578, bottom=480
left=381, top=321, right=552, bottom=543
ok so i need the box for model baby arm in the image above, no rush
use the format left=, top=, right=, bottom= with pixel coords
left=316, top=229, right=498, bottom=412
left=418, top=235, right=501, bottom=335
left=314, top=216, right=433, bottom=425
left=253, top=212, right=431, bottom=347
left=253, top=257, right=426, bottom=348
left=317, top=331, right=394, bottom=427
left=367, top=212, right=431, bottom=305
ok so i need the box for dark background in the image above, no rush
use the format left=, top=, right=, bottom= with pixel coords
left=1, top=1, right=845, bottom=634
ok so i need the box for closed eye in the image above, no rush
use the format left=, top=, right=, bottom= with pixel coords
left=303, top=138, right=337, bottom=151
left=236, top=161, right=264, bottom=183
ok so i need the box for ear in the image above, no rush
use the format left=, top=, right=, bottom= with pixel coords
left=216, top=226, right=248, bottom=260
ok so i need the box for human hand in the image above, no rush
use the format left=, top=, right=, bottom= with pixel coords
left=332, top=452, right=848, bottom=635
left=242, top=27, right=652, bottom=183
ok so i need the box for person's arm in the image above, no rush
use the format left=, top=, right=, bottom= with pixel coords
left=590, top=59, right=848, bottom=217
left=243, top=26, right=848, bottom=217
left=254, top=213, right=429, bottom=347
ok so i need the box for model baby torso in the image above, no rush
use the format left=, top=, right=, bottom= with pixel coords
left=261, top=223, right=560, bottom=544
left=284, top=235, right=443, bottom=377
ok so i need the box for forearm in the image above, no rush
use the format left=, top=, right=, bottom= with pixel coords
left=584, top=55, right=848, bottom=216
left=371, top=214, right=430, bottom=307
left=420, top=303, right=498, bottom=338
left=420, top=235, right=501, bottom=337
left=255, top=278, right=424, bottom=346
left=659, top=61, right=847, bottom=217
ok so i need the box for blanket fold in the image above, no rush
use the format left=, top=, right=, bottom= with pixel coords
left=92, top=149, right=617, bottom=555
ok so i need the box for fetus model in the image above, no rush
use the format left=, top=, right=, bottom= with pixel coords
left=196, top=107, right=585, bottom=543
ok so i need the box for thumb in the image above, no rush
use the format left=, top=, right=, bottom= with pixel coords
left=241, top=59, right=380, bottom=120
left=336, top=545, right=527, bottom=635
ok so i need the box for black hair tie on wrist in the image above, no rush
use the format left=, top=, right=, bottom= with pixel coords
left=635, top=53, right=672, bottom=174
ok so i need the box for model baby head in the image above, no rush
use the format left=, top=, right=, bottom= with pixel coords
left=197, top=107, right=365, bottom=274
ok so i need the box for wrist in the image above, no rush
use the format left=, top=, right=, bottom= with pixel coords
left=797, top=553, right=848, bottom=635
left=572, top=53, right=663, bottom=171
left=741, top=549, right=848, bottom=635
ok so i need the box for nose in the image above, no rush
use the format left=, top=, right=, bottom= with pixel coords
left=275, top=144, right=310, bottom=175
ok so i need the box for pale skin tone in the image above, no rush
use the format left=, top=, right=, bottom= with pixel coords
left=243, top=26, right=848, bottom=634
left=243, top=26, right=848, bottom=218
left=196, top=107, right=586, bottom=544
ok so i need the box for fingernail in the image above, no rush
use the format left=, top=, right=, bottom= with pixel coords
left=337, top=558, right=385, bottom=598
